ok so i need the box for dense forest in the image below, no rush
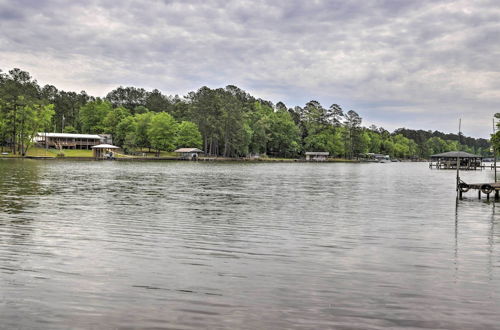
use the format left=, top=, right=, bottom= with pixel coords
left=0, top=68, right=491, bottom=158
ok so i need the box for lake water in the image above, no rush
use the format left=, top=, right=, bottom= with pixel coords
left=1, top=159, right=499, bottom=329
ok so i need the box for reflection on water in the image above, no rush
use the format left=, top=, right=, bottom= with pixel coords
left=1, top=160, right=500, bottom=329
left=0, top=159, right=51, bottom=216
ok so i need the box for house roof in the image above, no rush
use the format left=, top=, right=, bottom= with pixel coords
left=430, top=151, right=482, bottom=158
left=91, top=144, right=120, bottom=149
left=174, top=148, right=203, bottom=153
left=37, top=132, right=102, bottom=139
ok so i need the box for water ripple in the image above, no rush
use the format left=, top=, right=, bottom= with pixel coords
left=1, top=160, right=500, bottom=329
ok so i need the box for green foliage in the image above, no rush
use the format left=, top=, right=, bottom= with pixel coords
left=134, top=112, right=154, bottom=149
left=79, top=99, right=112, bottom=133
left=148, top=112, right=178, bottom=155
left=52, top=90, right=90, bottom=132
left=0, top=111, right=6, bottom=148
left=0, top=67, right=492, bottom=159
left=133, top=105, right=149, bottom=114
left=115, top=115, right=137, bottom=151
left=63, top=125, right=77, bottom=133
left=103, top=106, right=131, bottom=136
left=16, top=101, right=55, bottom=155
left=491, top=131, right=500, bottom=155
left=176, top=121, right=202, bottom=148
left=267, top=110, right=301, bottom=157
left=106, top=86, right=147, bottom=113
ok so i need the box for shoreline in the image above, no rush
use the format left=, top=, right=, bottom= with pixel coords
left=0, top=156, right=428, bottom=163
left=0, top=156, right=361, bottom=163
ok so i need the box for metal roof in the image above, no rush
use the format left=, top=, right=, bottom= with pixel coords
left=430, top=151, right=482, bottom=158
left=37, top=132, right=102, bottom=139
left=91, top=144, right=120, bottom=149
left=174, top=148, right=203, bottom=153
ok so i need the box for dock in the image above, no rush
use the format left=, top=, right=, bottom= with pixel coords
left=458, top=181, right=500, bottom=200
left=430, top=163, right=500, bottom=170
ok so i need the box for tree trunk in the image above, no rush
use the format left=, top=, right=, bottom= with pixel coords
left=11, top=105, right=17, bottom=155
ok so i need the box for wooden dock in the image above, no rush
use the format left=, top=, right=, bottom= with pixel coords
left=430, top=163, right=500, bottom=170
left=458, top=181, right=500, bottom=200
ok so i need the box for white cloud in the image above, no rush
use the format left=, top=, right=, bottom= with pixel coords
left=1, top=0, right=499, bottom=137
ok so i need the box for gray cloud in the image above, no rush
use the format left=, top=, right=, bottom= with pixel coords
left=1, top=0, right=499, bottom=137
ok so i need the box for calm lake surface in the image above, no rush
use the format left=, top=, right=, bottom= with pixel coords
left=1, top=159, right=499, bottom=329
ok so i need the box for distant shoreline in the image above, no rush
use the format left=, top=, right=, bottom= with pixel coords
left=0, top=156, right=358, bottom=163
left=0, top=156, right=428, bottom=163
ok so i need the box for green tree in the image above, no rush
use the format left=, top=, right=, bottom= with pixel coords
left=367, top=129, right=382, bottom=153
left=135, top=112, right=154, bottom=150
left=106, top=86, right=147, bottom=113
left=17, top=102, right=54, bottom=155
left=303, top=126, right=344, bottom=156
left=79, top=99, right=112, bottom=133
left=0, top=69, right=42, bottom=154
left=52, top=90, right=90, bottom=132
left=247, top=101, right=273, bottom=155
left=115, top=116, right=138, bottom=153
left=425, top=136, right=449, bottom=155
left=343, top=110, right=362, bottom=158
left=103, top=106, right=131, bottom=136
left=145, top=89, right=171, bottom=112
left=0, top=110, right=6, bottom=152
left=267, top=110, right=301, bottom=157
left=148, top=112, right=178, bottom=156
left=176, top=121, right=202, bottom=148
left=63, top=125, right=77, bottom=133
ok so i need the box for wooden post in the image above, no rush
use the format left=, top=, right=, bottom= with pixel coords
left=456, top=119, right=461, bottom=196
left=459, top=190, right=463, bottom=200
left=487, top=193, right=490, bottom=201
left=479, top=190, right=481, bottom=199
left=494, top=118, right=497, bottom=182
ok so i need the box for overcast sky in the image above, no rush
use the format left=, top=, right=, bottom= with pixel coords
left=1, top=0, right=499, bottom=137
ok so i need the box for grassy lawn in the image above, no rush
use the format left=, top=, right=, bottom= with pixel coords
left=24, top=147, right=93, bottom=158
left=55, top=149, right=94, bottom=157
left=129, top=148, right=177, bottom=158
left=1, top=147, right=179, bottom=159
left=27, top=148, right=57, bottom=157
left=1, top=148, right=58, bottom=157
left=1, top=147, right=357, bottom=162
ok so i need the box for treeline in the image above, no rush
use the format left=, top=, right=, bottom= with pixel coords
left=0, top=68, right=491, bottom=158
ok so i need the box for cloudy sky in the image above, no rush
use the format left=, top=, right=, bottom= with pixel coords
left=1, top=0, right=499, bottom=137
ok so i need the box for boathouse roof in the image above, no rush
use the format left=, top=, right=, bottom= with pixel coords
left=430, top=151, right=482, bottom=158
left=91, top=144, right=119, bottom=149
left=174, top=148, right=203, bottom=153
left=305, top=152, right=329, bottom=156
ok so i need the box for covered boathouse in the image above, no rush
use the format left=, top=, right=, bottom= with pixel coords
left=305, top=152, right=329, bottom=161
left=174, top=148, right=203, bottom=160
left=430, top=151, right=483, bottom=170
left=92, top=144, right=120, bottom=159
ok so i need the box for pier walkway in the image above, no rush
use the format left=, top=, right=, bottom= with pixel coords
left=458, top=181, right=500, bottom=200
